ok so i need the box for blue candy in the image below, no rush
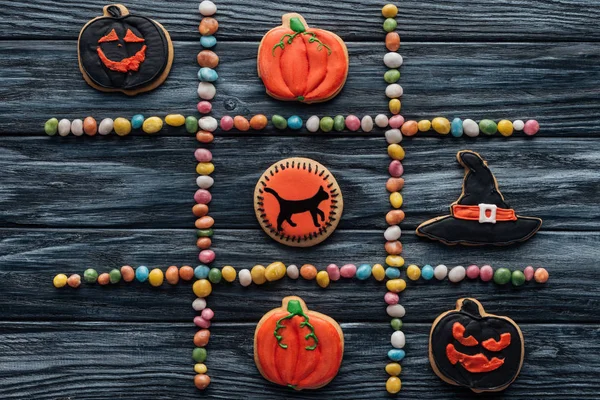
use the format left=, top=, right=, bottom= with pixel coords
left=385, top=267, right=401, bottom=279
left=200, top=35, right=217, bottom=48
left=388, top=349, right=405, bottom=362
left=194, top=265, right=210, bottom=279
left=131, top=114, right=144, bottom=129
left=451, top=118, right=463, bottom=137
left=135, top=266, right=149, bottom=282
left=421, top=264, right=434, bottom=280
left=356, top=264, right=372, bottom=280
left=287, top=115, right=303, bottom=130
left=198, top=67, right=218, bottom=82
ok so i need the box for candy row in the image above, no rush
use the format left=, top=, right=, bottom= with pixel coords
left=398, top=117, right=540, bottom=137
left=405, top=264, right=549, bottom=285
left=44, top=115, right=200, bottom=136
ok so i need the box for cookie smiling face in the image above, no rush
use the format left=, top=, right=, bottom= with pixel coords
left=96, top=27, right=147, bottom=73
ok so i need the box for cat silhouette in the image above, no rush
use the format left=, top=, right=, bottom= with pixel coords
left=264, top=186, right=329, bottom=232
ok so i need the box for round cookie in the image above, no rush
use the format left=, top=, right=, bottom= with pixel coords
left=78, top=4, right=174, bottom=96
left=429, top=298, right=524, bottom=393
left=254, top=158, right=343, bottom=247
left=254, top=296, right=344, bottom=390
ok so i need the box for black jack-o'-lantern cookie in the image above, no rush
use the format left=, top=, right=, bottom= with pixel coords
left=78, top=4, right=174, bottom=95
left=429, top=298, right=524, bottom=393
left=254, top=158, right=343, bottom=247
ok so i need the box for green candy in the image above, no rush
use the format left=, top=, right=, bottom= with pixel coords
left=333, top=115, right=345, bottom=132
left=109, top=269, right=122, bottom=284
left=192, top=347, right=207, bottom=363
left=44, top=118, right=58, bottom=136
left=390, top=318, right=403, bottom=331
left=384, top=69, right=400, bottom=83
left=83, top=268, right=98, bottom=284
left=208, top=267, right=222, bottom=284
left=494, top=267, right=511, bottom=285
left=185, top=116, right=198, bottom=134
left=479, top=119, right=498, bottom=135
left=319, top=117, right=334, bottom=132
left=383, top=18, right=398, bottom=33
left=197, top=229, right=214, bottom=238
left=271, top=115, right=287, bottom=130
left=511, top=270, right=526, bottom=286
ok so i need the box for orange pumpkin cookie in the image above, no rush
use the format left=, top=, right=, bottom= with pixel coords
left=254, top=296, right=344, bottom=390
left=254, top=158, right=343, bottom=247
left=257, top=13, right=349, bottom=103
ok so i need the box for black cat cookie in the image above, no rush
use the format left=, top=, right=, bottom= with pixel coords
left=429, top=298, right=524, bottom=393
left=78, top=4, right=174, bottom=95
left=416, top=150, right=542, bottom=246
left=254, top=158, right=343, bottom=247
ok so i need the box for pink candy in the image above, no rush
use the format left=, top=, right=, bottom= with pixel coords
left=197, top=101, right=212, bottom=114
left=220, top=116, right=234, bottom=131
left=524, top=266, right=534, bottom=281
left=345, top=115, right=361, bottom=131
left=194, top=189, right=212, bottom=204
left=194, top=148, right=213, bottom=162
left=201, top=308, right=214, bottom=321
left=340, top=264, right=357, bottom=278
left=384, top=292, right=399, bottom=305
left=389, top=160, right=404, bottom=177
left=326, top=264, right=341, bottom=281
left=466, top=264, right=480, bottom=279
left=480, top=265, right=494, bottom=282
left=389, top=115, right=405, bottom=129
left=198, top=250, right=215, bottom=264
left=523, top=119, right=539, bottom=136
left=194, top=316, right=211, bottom=328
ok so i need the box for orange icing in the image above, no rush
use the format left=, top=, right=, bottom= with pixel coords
left=97, top=45, right=147, bottom=73
left=482, top=333, right=512, bottom=352
left=452, top=322, right=479, bottom=346
left=446, top=344, right=505, bottom=373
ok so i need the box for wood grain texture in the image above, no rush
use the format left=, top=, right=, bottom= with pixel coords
left=1, top=41, right=599, bottom=136
left=1, top=0, right=600, bottom=41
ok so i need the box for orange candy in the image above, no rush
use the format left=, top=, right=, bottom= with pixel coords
left=534, top=268, right=549, bottom=283
left=194, top=374, right=211, bottom=390
left=385, top=32, right=400, bottom=51
left=196, top=237, right=212, bottom=249
left=121, top=265, right=135, bottom=282
left=97, top=273, right=110, bottom=285
left=179, top=265, right=195, bottom=281
left=83, top=116, right=97, bottom=136
left=300, top=264, right=318, bottom=280
left=193, top=204, right=209, bottom=217
left=67, top=274, right=81, bottom=288
left=195, top=216, right=215, bottom=229
left=199, top=17, right=218, bottom=35
left=386, top=210, right=406, bottom=225
left=386, top=177, right=404, bottom=192
left=166, top=266, right=180, bottom=285
left=250, top=114, right=268, bottom=130
left=385, top=241, right=403, bottom=255
left=401, top=120, right=418, bottom=136
left=196, top=130, right=214, bottom=143
left=233, top=116, right=250, bottom=131
left=194, top=329, right=211, bottom=347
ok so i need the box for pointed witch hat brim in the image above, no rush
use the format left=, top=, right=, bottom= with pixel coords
left=416, top=150, right=542, bottom=246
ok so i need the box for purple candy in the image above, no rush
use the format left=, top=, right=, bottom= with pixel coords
left=480, top=265, right=494, bottom=282
left=340, top=264, right=357, bottom=278
left=194, top=189, right=212, bottom=204
left=201, top=308, right=214, bottom=321
left=345, top=115, right=360, bottom=131
left=466, top=265, right=480, bottom=279
left=198, top=250, right=215, bottom=264
left=197, top=101, right=212, bottom=114
left=523, top=120, right=539, bottom=136
left=384, top=292, right=399, bottom=305
left=220, top=116, right=234, bottom=131
left=389, top=160, right=404, bottom=177
left=194, top=316, right=211, bottom=328
left=389, top=115, right=405, bottom=129
left=326, top=264, right=341, bottom=281
left=524, top=266, right=534, bottom=281
left=194, top=148, right=213, bottom=162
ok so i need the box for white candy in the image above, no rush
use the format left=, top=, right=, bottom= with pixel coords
left=58, top=119, right=71, bottom=137
left=199, top=116, right=218, bottom=132
left=384, top=52, right=403, bottom=68
left=375, top=114, right=389, bottom=128
left=361, top=115, right=374, bottom=132
left=199, top=0, right=217, bottom=16
left=385, top=129, right=402, bottom=144
left=239, top=269, right=252, bottom=287
left=463, top=119, right=479, bottom=137
left=98, top=118, right=114, bottom=135
left=192, top=298, right=207, bottom=311
left=448, top=266, right=466, bottom=283
left=306, top=115, right=320, bottom=132
left=196, top=176, right=214, bottom=189
left=387, top=304, right=406, bottom=318
left=385, top=84, right=403, bottom=99
left=391, top=331, right=405, bottom=348
left=384, top=225, right=401, bottom=241
left=513, top=119, right=525, bottom=131
left=198, top=82, right=216, bottom=100
left=287, top=264, right=299, bottom=279
left=434, top=264, right=448, bottom=280
left=71, top=119, right=84, bottom=136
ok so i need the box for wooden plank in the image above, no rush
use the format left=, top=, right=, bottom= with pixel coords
left=1, top=136, right=599, bottom=230
left=0, top=321, right=598, bottom=399
left=1, top=41, right=599, bottom=136
left=1, top=229, right=598, bottom=323
left=1, top=0, right=600, bottom=41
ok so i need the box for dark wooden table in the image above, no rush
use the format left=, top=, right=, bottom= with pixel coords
left=1, top=0, right=599, bottom=398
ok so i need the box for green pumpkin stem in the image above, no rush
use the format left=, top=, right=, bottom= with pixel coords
left=274, top=300, right=319, bottom=351
left=271, top=19, right=333, bottom=56
left=289, top=17, right=306, bottom=33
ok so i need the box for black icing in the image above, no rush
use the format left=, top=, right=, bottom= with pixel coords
left=430, top=300, right=524, bottom=391
left=79, top=7, right=169, bottom=90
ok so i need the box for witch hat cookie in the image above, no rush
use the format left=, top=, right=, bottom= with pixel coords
left=416, top=150, right=542, bottom=246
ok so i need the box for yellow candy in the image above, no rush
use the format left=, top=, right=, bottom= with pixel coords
left=386, top=376, right=402, bottom=394
left=431, top=117, right=451, bottom=134
left=382, top=4, right=398, bottom=18
left=386, top=278, right=406, bottom=293
left=53, top=273, right=68, bottom=288
left=390, top=192, right=403, bottom=208
left=251, top=265, right=267, bottom=285
left=221, top=266, right=237, bottom=283
left=316, top=271, right=330, bottom=288
left=385, top=362, right=402, bottom=376
left=498, top=119, right=514, bottom=136
left=387, top=144, right=405, bottom=160
left=406, top=264, right=421, bottom=281
left=193, top=279, right=212, bottom=297
left=113, top=117, right=131, bottom=136
left=386, top=255, right=405, bottom=268
left=148, top=268, right=164, bottom=287
left=372, top=264, right=385, bottom=281
left=196, top=162, right=215, bottom=175
left=265, top=261, right=286, bottom=282
left=194, top=363, right=207, bottom=374
left=142, top=116, right=163, bottom=134
left=389, top=99, right=401, bottom=115
left=417, top=120, right=431, bottom=132
left=165, top=114, right=186, bottom=127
